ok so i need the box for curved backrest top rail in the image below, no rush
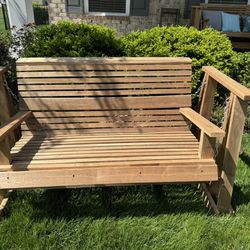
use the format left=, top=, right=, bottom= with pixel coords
left=202, top=66, right=250, bottom=101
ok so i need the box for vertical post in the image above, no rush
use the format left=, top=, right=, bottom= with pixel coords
left=0, top=68, right=12, bottom=211
left=199, top=75, right=217, bottom=119
left=199, top=133, right=216, bottom=159
left=216, top=96, right=248, bottom=212
left=0, top=68, right=11, bottom=165
left=197, top=75, right=217, bottom=158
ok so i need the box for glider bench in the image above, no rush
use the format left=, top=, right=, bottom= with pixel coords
left=0, top=57, right=249, bottom=214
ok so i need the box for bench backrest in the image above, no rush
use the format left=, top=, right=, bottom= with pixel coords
left=16, top=57, right=192, bottom=135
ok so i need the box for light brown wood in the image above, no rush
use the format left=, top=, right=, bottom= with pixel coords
left=217, top=96, right=248, bottom=212
left=0, top=73, right=12, bottom=165
left=199, top=75, right=217, bottom=119
left=198, top=75, right=218, bottom=159
left=0, top=161, right=218, bottom=189
left=18, top=83, right=190, bottom=91
left=0, top=190, right=11, bottom=214
left=180, top=108, right=225, bottom=138
left=18, top=70, right=192, bottom=78
left=17, top=63, right=192, bottom=71
left=20, top=95, right=191, bottom=111
left=198, top=133, right=216, bottom=159
left=0, top=111, right=32, bottom=142
left=16, top=57, right=192, bottom=64
left=203, top=66, right=250, bottom=101
left=19, top=89, right=191, bottom=97
left=18, top=76, right=191, bottom=84
left=0, top=67, right=7, bottom=75
left=4, top=57, right=248, bottom=214
left=199, top=183, right=220, bottom=215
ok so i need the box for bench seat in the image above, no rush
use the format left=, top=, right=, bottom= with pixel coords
left=0, top=131, right=218, bottom=189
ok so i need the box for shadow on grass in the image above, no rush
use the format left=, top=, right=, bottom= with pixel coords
left=240, top=152, right=250, bottom=168
left=4, top=185, right=208, bottom=221
left=232, top=184, right=250, bottom=210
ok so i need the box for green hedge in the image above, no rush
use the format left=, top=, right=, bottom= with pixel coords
left=18, top=22, right=250, bottom=98
left=122, top=26, right=235, bottom=93
left=25, top=21, right=124, bottom=57
left=0, top=33, right=16, bottom=97
left=231, top=52, right=250, bottom=88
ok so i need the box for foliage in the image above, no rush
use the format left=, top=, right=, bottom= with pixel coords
left=231, top=52, right=250, bottom=88
left=0, top=32, right=11, bottom=65
left=122, top=26, right=235, bottom=94
left=0, top=32, right=17, bottom=97
left=24, top=20, right=124, bottom=57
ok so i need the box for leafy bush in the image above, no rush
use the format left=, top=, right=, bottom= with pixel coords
left=0, top=32, right=17, bottom=99
left=24, top=20, right=124, bottom=57
left=231, top=52, right=250, bottom=88
left=0, top=33, right=11, bottom=66
left=122, top=26, right=235, bottom=94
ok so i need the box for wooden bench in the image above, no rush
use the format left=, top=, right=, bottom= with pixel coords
left=0, top=57, right=249, bottom=214
left=190, top=4, right=250, bottom=50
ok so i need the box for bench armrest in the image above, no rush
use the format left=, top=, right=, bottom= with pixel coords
left=202, top=66, right=250, bottom=101
left=180, top=108, right=225, bottom=138
left=0, top=67, right=7, bottom=75
left=0, top=111, right=32, bottom=142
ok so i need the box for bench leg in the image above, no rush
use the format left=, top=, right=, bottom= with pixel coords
left=214, top=96, right=247, bottom=213
left=152, top=185, right=163, bottom=200
left=101, top=187, right=112, bottom=210
left=0, top=190, right=11, bottom=215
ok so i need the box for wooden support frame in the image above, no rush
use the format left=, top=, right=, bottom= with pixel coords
left=198, top=66, right=250, bottom=214
left=0, top=67, right=12, bottom=165
left=0, top=58, right=249, bottom=215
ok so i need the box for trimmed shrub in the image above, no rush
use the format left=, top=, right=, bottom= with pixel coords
left=122, top=26, right=235, bottom=94
left=24, top=20, right=124, bottom=57
left=0, top=32, right=17, bottom=98
left=231, top=52, right=250, bottom=88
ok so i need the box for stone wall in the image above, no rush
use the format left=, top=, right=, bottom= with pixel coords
left=48, top=0, right=188, bottom=35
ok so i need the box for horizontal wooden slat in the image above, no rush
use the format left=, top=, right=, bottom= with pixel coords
left=19, top=89, right=190, bottom=97
left=16, top=57, right=192, bottom=64
left=12, top=152, right=198, bottom=161
left=18, top=77, right=191, bottom=84
left=21, top=121, right=188, bottom=130
left=21, top=126, right=190, bottom=135
left=13, top=136, right=197, bottom=148
left=17, top=64, right=192, bottom=71
left=30, top=109, right=181, bottom=118
left=18, top=70, right=192, bottom=78
left=18, top=83, right=190, bottom=91
left=20, top=95, right=191, bottom=111
left=0, top=162, right=218, bottom=189
left=25, top=114, right=184, bottom=124
left=12, top=141, right=198, bottom=153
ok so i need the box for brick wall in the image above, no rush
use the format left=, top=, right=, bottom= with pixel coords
left=48, top=0, right=188, bottom=35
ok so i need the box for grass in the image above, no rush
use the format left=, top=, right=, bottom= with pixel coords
left=0, top=8, right=6, bottom=31
left=0, top=134, right=250, bottom=249
left=0, top=7, right=10, bottom=35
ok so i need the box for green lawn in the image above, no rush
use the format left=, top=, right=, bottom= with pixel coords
left=0, top=134, right=250, bottom=249
left=0, top=7, right=6, bottom=31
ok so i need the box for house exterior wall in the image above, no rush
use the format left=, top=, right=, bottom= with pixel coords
left=48, top=0, right=188, bottom=35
